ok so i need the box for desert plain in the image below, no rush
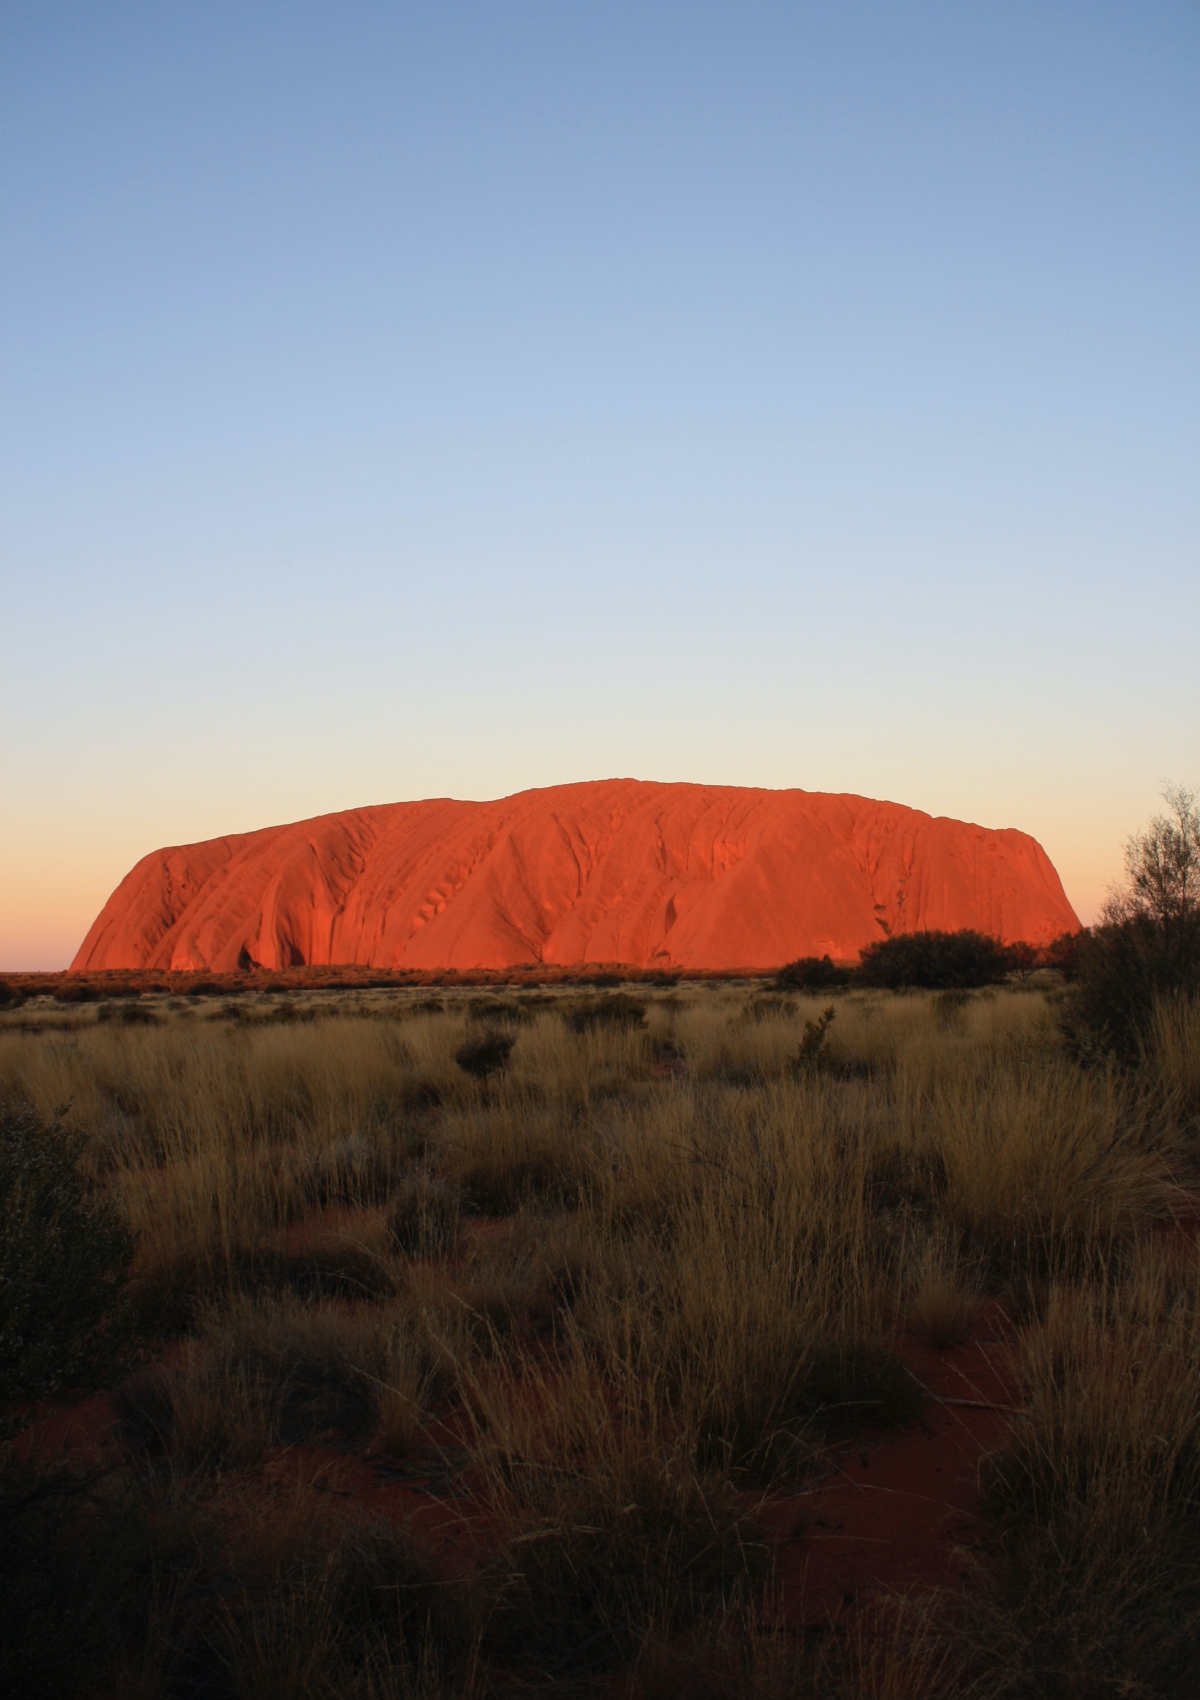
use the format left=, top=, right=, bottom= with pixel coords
left=2, top=786, right=1199, bottom=1700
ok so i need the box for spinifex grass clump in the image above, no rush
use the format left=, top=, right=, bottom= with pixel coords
left=387, top=1168, right=463, bottom=1257
left=482, top=1454, right=768, bottom=1674
left=962, top=1248, right=1200, bottom=1695
left=91, top=1476, right=477, bottom=1700
left=441, top=1101, right=601, bottom=1212
left=908, top=1235, right=980, bottom=1348
left=461, top=1334, right=770, bottom=1673
left=636, top=1087, right=923, bottom=1479
left=119, top=1295, right=451, bottom=1467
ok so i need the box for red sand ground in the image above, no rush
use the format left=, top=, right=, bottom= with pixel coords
left=16, top=1272, right=1020, bottom=1653
left=72, top=779, right=1079, bottom=975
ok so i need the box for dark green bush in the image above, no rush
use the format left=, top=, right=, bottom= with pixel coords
left=856, top=929, right=1010, bottom=990
left=1005, top=940, right=1040, bottom=979
left=775, top=954, right=853, bottom=991
left=466, top=995, right=538, bottom=1025
left=50, top=980, right=95, bottom=1003
left=0, top=978, right=25, bottom=1008
left=790, top=1006, right=837, bottom=1077
left=1063, top=786, right=1200, bottom=1064
left=454, top=1026, right=516, bottom=1081
left=0, top=1105, right=138, bottom=1437
left=1044, top=929, right=1087, bottom=979
left=1061, top=914, right=1200, bottom=1067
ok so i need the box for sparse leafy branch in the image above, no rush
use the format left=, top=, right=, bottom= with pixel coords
left=791, top=1005, right=837, bottom=1077
left=1105, top=782, right=1200, bottom=927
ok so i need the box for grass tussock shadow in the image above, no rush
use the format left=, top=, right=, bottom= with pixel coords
left=105, top=1477, right=480, bottom=1700
left=118, top=1294, right=454, bottom=1466
left=478, top=1445, right=771, bottom=1675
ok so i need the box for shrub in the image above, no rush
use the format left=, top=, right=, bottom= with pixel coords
left=96, top=1000, right=161, bottom=1027
left=775, top=954, right=853, bottom=991
left=466, top=995, right=533, bottom=1024
left=0, top=1109, right=146, bottom=1689
left=454, top=1026, right=516, bottom=1081
left=1044, top=929, right=1087, bottom=978
left=1063, top=786, right=1200, bottom=1065
left=1106, top=782, right=1200, bottom=926
left=0, top=1105, right=138, bottom=1436
left=0, top=979, right=24, bottom=1009
left=50, top=980, right=96, bottom=1003
left=789, top=1005, right=837, bottom=1078
left=856, top=929, right=1010, bottom=990
left=1005, top=940, right=1040, bottom=979
left=1062, top=913, right=1200, bottom=1066
left=563, top=991, right=647, bottom=1032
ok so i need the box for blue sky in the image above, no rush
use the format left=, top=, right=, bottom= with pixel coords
left=3, top=1, right=1198, bottom=966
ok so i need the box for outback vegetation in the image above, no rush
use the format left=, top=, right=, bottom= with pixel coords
left=1, top=798, right=1198, bottom=1699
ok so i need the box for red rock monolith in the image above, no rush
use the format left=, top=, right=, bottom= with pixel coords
left=72, top=779, right=1080, bottom=972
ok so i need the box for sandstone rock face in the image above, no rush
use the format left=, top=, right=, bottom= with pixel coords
left=72, top=780, right=1080, bottom=973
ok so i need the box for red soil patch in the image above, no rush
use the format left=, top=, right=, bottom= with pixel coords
left=16, top=1317, right=1019, bottom=1640
left=767, top=1326, right=1019, bottom=1624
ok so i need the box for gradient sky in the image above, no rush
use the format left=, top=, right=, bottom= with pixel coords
left=3, top=2, right=1198, bottom=969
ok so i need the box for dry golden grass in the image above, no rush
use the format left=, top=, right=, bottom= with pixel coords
left=1146, top=992, right=1200, bottom=1120
left=908, top=1233, right=981, bottom=1348
left=970, top=1246, right=1200, bottom=1692
left=2, top=978, right=1197, bottom=1696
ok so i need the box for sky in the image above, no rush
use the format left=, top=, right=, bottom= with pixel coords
left=2, top=1, right=1198, bottom=969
